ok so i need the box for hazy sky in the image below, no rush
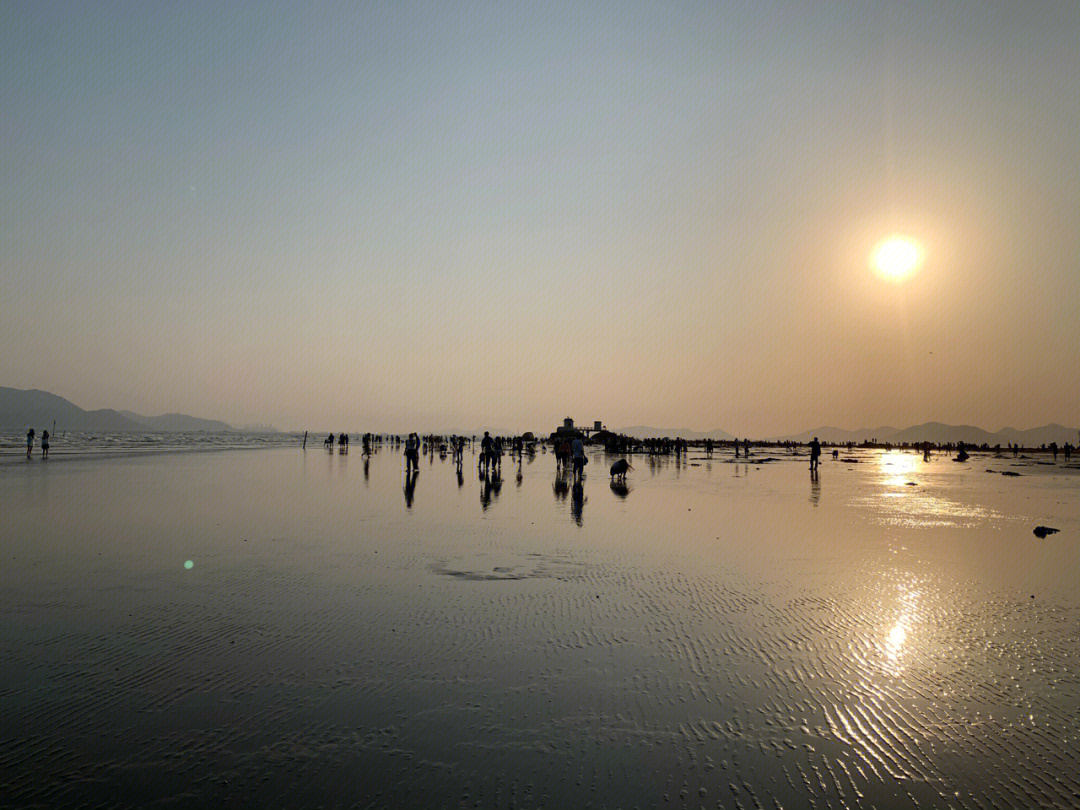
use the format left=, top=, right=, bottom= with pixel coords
left=3, top=1, right=1078, bottom=434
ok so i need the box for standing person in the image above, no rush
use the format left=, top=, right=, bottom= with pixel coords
left=480, top=431, right=493, bottom=474
left=743, top=438, right=750, bottom=458
left=492, top=436, right=504, bottom=474
left=809, top=436, right=821, bottom=471
left=404, top=432, right=420, bottom=473
left=26, top=428, right=35, bottom=459
left=571, top=436, right=587, bottom=481
left=41, top=429, right=50, bottom=459
left=733, top=438, right=739, bottom=459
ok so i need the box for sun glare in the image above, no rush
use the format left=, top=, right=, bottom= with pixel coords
left=871, top=236, right=923, bottom=281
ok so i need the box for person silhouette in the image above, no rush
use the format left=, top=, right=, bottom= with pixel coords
left=809, top=436, right=821, bottom=471
left=480, top=431, right=493, bottom=474
left=26, top=428, right=35, bottom=459
left=571, top=437, right=587, bottom=481
left=41, top=429, right=50, bottom=459
left=404, top=432, right=421, bottom=473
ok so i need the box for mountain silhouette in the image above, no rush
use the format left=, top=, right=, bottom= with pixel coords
left=1, top=387, right=234, bottom=432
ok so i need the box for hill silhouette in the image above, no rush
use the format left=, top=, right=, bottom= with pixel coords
left=1, top=387, right=233, bottom=432
left=773, top=421, right=1079, bottom=446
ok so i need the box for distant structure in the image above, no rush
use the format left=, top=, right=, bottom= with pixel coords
left=550, top=417, right=604, bottom=443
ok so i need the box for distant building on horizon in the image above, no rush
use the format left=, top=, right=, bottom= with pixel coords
left=550, top=417, right=605, bottom=442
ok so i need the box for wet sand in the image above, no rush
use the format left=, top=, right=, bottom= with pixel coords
left=3, top=447, right=1079, bottom=808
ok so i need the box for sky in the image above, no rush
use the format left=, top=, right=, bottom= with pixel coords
left=2, top=1, right=1079, bottom=434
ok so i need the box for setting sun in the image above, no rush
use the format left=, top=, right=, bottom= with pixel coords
left=871, top=236, right=924, bottom=281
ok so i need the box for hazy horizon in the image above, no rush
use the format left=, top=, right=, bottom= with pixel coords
left=3, top=1, right=1078, bottom=434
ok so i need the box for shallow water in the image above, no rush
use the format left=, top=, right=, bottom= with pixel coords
left=1, top=430, right=299, bottom=464
left=2, top=446, right=1079, bottom=809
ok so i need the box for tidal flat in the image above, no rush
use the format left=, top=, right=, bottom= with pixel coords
left=2, top=446, right=1078, bottom=809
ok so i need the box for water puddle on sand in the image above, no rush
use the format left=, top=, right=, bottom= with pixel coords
left=2, top=446, right=1078, bottom=808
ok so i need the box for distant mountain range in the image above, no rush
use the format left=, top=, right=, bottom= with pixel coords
left=613, top=421, right=1079, bottom=446
left=1, top=387, right=235, bottom=432
left=616, top=426, right=736, bottom=441
left=772, top=421, right=1080, bottom=446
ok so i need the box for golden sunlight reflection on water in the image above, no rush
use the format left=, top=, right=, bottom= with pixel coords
left=885, top=587, right=920, bottom=673
left=877, top=450, right=921, bottom=486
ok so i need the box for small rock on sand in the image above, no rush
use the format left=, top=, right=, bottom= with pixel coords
left=1032, top=526, right=1060, bottom=538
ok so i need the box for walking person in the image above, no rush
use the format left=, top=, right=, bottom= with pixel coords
left=26, top=428, right=35, bottom=459
left=571, top=436, right=588, bottom=481
left=480, top=431, right=494, bottom=474
left=809, top=436, right=821, bottom=472
left=404, top=432, right=420, bottom=474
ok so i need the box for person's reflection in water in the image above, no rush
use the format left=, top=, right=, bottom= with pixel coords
left=363, top=457, right=370, bottom=484
left=403, top=469, right=418, bottom=509
left=570, top=480, right=586, bottom=526
left=609, top=480, right=630, bottom=499
left=480, top=471, right=492, bottom=510
left=809, top=469, right=820, bottom=506
left=516, top=459, right=523, bottom=487
left=456, top=463, right=464, bottom=488
left=553, top=471, right=570, bottom=501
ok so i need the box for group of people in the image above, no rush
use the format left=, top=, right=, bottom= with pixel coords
left=325, top=432, right=349, bottom=452
left=552, top=436, right=589, bottom=480
left=25, top=428, right=50, bottom=459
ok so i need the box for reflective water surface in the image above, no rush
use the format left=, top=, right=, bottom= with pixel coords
left=2, top=447, right=1079, bottom=808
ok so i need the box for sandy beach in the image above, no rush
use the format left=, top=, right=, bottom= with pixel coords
left=3, top=445, right=1078, bottom=808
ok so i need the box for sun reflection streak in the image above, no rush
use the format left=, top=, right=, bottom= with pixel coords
left=877, top=451, right=921, bottom=487
left=882, top=587, right=921, bottom=676
left=886, top=620, right=908, bottom=662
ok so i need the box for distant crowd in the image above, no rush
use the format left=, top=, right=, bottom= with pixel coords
left=303, top=429, right=1078, bottom=475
